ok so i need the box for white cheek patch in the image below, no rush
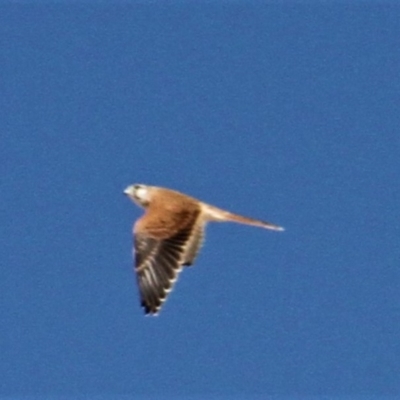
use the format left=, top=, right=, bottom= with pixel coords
left=136, top=187, right=148, bottom=201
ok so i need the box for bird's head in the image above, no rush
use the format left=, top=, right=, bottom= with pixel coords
left=124, top=184, right=151, bottom=207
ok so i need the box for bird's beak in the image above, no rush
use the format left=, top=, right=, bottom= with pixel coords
left=124, top=186, right=133, bottom=196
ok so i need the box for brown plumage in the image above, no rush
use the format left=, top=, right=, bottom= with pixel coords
left=124, top=184, right=284, bottom=315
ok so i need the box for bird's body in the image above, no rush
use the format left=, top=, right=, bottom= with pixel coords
left=124, top=184, right=283, bottom=315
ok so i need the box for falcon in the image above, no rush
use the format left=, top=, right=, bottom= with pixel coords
left=124, top=184, right=284, bottom=315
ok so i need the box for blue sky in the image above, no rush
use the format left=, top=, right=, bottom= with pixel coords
left=1, top=2, right=399, bottom=398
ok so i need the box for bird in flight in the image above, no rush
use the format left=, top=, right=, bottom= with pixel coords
left=124, top=184, right=284, bottom=315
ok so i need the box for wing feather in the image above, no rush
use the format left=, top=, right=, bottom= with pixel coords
left=134, top=225, right=196, bottom=315
left=182, top=222, right=205, bottom=266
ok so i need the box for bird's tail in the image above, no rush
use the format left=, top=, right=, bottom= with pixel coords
left=202, top=204, right=284, bottom=231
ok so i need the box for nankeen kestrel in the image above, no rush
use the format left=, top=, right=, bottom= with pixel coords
left=124, top=184, right=284, bottom=315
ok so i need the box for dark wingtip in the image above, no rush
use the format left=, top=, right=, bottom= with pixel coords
left=143, top=304, right=160, bottom=316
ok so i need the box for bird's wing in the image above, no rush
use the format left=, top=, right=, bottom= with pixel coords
left=134, top=221, right=205, bottom=315
left=182, top=221, right=205, bottom=266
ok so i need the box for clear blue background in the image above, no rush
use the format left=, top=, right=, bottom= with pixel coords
left=1, top=3, right=399, bottom=398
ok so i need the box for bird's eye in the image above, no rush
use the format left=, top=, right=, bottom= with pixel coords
left=133, top=186, right=140, bottom=196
